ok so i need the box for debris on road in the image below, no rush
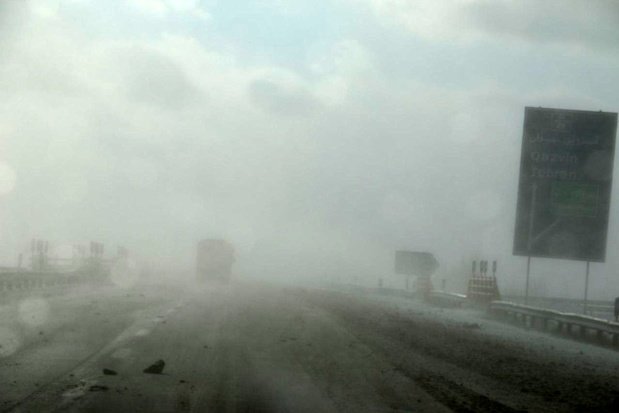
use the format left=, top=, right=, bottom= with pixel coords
left=460, top=322, right=481, bottom=330
left=89, top=385, right=109, bottom=392
left=102, top=368, right=117, bottom=376
left=143, top=359, right=165, bottom=374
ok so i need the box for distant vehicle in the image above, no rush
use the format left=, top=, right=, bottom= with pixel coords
left=196, top=239, right=235, bottom=283
left=394, top=251, right=438, bottom=296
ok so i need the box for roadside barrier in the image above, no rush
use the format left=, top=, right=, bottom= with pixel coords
left=467, top=260, right=500, bottom=303
left=467, top=275, right=500, bottom=303
left=585, top=303, right=614, bottom=319
left=331, top=282, right=619, bottom=348
left=489, top=301, right=619, bottom=347
left=371, top=287, right=416, bottom=299
left=426, top=291, right=467, bottom=307
left=0, top=272, right=87, bottom=293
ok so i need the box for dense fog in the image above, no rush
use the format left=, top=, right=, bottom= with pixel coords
left=4, top=3, right=619, bottom=412
left=2, top=0, right=619, bottom=298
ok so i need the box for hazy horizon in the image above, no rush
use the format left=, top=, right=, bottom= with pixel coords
left=2, top=0, right=619, bottom=300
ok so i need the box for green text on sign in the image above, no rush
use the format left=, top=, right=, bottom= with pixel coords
left=551, top=182, right=599, bottom=217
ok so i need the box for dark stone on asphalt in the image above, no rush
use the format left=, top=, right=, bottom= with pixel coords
left=89, top=385, right=109, bottom=392
left=143, top=359, right=165, bottom=374
left=103, top=368, right=117, bottom=376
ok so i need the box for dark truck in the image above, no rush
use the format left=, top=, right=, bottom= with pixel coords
left=196, top=239, right=235, bottom=283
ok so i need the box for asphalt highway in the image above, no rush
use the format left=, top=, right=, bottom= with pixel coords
left=1, top=281, right=619, bottom=412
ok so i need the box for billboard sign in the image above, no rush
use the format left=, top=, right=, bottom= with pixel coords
left=513, top=107, right=617, bottom=262
left=394, top=251, right=438, bottom=276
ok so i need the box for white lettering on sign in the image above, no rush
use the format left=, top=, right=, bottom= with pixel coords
left=530, top=167, right=580, bottom=180
left=530, top=152, right=579, bottom=164
left=528, top=132, right=600, bottom=146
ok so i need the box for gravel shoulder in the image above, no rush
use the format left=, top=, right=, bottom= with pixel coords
left=304, top=288, right=619, bottom=412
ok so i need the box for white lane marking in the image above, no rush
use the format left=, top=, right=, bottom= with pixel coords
left=110, top=347, right=133, bottom=359
left=135, top=328, right=150, bottom=337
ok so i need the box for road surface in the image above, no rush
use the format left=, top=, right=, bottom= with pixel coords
left=1, top=281, right=619, bottom=412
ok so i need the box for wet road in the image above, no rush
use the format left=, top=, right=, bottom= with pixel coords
left=1, top=282, right=619, bottom=412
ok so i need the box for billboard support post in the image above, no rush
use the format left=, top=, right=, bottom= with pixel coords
left=525, top=256, right=531, bottom=305
left=583, top=261, right=590, bottom=314
left=525, top=182, right=537, bottom=305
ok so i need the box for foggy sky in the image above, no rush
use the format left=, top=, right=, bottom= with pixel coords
left=1, top=0, right=619, bottom=297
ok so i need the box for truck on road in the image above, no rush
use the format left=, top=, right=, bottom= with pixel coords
left=196, top=239, right=235, bottom=283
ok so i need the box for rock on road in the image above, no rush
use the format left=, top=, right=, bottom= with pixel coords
left=1, top=281, right=619, bottom=412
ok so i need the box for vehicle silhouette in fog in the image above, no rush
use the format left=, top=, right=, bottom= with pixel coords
left=196, top=239, right=235, bottom=283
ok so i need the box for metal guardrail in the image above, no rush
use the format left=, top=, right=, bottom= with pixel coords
left=427, top=291, right=467, bottom=307
left=330, top=283, right=467, bottom=304
left=332, top=285, right=619, bottom=347
left=0, top=271, right=101, bottom=293
left=327, top=283, right=416, bottom=298
left=489, top=301, right=619, bottom=346
left=430, top=291, right=467, bottom=299
left=371, top=287, right=416, bottom=298
left=585, top=304, right=614, bottom=319
left=503, top=295, right=615, bottom=318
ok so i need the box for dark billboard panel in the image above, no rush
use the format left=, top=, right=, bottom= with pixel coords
left=513, top=107, right=617, bottom=262
left=394, top=251, right=438, bottom=276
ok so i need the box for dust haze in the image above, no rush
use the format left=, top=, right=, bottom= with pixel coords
left=3, top=2, right=619, bottom=412
left=2, top=0, right=619, bottom=296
